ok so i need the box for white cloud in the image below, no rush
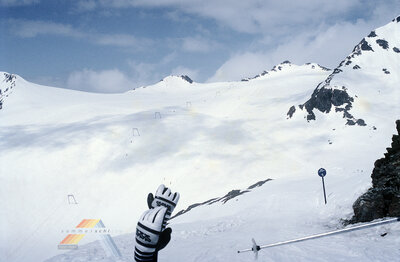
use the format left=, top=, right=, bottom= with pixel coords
left=0, top=0, right=39, bottom=6
left=10, top=20, right=84, bottom=38
left=9, top=19, right=151, bottom=50
left=208, top=52, right=270, bottom=82
left=127, top=61, right=161, bottom=87
left=94, top=34, right=152, bottom=50
left=182, top=36, right=219, bottom=53
left=76, top=0, right=364, bottom=34
left=66, top=69, right=134, bottom=93
left=171, top=66, right=199, bottom=80
left=75, top=0, right=96, bottom=11
left=208, top=12, right=399, bottom=82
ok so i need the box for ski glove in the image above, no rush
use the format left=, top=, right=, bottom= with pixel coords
left=134, top=207, right=172, bottom=262
left=147, top=184, right=180, bottom=226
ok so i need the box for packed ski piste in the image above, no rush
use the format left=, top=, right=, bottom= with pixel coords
left=1, top=11, right=400, bottom=262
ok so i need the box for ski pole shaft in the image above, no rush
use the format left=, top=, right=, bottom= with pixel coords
left=237, top=217, right=400, bottom=253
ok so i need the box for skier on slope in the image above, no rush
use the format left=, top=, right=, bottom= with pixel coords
left=134, top=185, right=180, bottom=262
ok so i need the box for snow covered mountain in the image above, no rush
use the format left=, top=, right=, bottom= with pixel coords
left=1, top=16, right=400, bottom=262
left=288, top=15, right=400, bottom=126
left=241, top=60, right=331, bottom=82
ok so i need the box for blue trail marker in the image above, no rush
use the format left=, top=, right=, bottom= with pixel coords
left=318, top=168, right=327, bottom=204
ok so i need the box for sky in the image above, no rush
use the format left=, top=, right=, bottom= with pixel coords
left=0, top=0, right=399, bottom=93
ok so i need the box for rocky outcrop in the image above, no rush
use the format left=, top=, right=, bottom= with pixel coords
left=350, top=120, right=400, bottom=223
left=180, top=75, right=193, bottom=84
left=0, top=73, right=17, bottom=110
left=287, top=15, right=400, bottom=125
left=171, top=178, right=272, bottom=219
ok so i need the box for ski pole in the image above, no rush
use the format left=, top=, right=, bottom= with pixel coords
left=237, top=217, right=400, bottom=256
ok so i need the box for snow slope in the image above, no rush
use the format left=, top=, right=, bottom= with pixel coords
left=1, top=16, right=400, bottom=262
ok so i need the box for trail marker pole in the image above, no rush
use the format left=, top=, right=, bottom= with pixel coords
left=318, top=168, right=327, bottom=204
left=67, top=194, right=77, bottom=204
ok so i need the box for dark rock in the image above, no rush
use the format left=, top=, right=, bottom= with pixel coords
left=376, top=39, right=389, bottom=50
left=343, top=110, right=354, bottom=119
left=242, top=70, right=269, bottom=81
left=353, top=65, right=361, bottom=69
left=4, top=73, right=16, bottom=83
left=282, top=60, right=291, bottom=64
left=346, top=119, right=356, bottom=125
left=218, top=189, right=249, bottom=204
left=0, top=73, right=17, bottom=111
left=301, top=86, right=355, bottom=122
left=350, top=120, right=400, bottom=223
left=171, top=179, right=272, bottom=219
left=171, top=198, right=218, bottom=218
left=247, top=179, right=272, bottom=189
left=345, top=60, right=352, bottom=65
left=360, top=38, right=374, bottom=51
left=317, top=64, right=331, bottom=71
left=333, top=68, right=343, bottom=74
left=393, top=47, right=400, bottom=53
left=383, top=68, right=390, bottom=74
left=180, top=75, right=193, bottom=83
left=356, top=119, right=367, bottom=126
left=368, top=31, right=377, bottom=37
left=287, top=105, right=296, bottom=118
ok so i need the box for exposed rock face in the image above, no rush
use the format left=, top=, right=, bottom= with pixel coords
left=376, top=39, right=389, bottom=49
left=350, top=120, right=400, bottom=223
left=360, top=38, right=374, bottom=52
left=301, top=86, right=353, bottom=121
left=0, top=73, right=17, bottom=110
left=287, top=16, right=400, bottom=126
left=171, top=178, right=272, bottom=219
left=241, top=61, right=293, bottom=81
left=287, top=105, right=296, bottom=118
left=180, top=75, right=193, bottom=84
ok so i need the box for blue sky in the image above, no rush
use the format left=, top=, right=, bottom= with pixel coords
left=1, top=0, right=399, bottom=92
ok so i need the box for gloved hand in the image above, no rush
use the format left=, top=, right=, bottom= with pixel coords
left=134, top=206, right=172, bottom=262
left=147, top=184, right=180, bottom=227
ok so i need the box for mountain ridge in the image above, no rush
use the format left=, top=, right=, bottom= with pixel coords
left=288, top=15, right=400, bottom=126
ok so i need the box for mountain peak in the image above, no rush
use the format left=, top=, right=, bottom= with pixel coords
left=288, top=15, right=400, bottom=126
left=241, top=61, right=330, bottom=82
left=161, top=75, right=194, bottom=84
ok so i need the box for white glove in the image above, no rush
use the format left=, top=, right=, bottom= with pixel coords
left=134, top=207, right=170, bottom=262
left=147, top=184, right=180, bottom=227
